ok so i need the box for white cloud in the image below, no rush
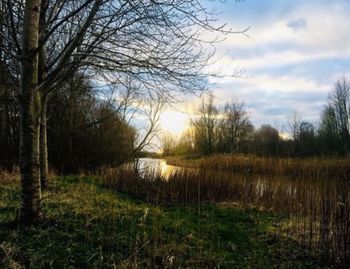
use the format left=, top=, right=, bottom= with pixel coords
left=206, top=3, right=350, bottom=73
left=140, top=1, right=350, bottom=137
left=287, top=18, right=307, bottom=32
left=201, top=1, right=350, bottom=129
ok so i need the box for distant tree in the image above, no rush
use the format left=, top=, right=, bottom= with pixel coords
left=188, top=95, right=253, bottom=156
left=254, top=125, right=280, bottom=156
left=328, top=77, right=350, bottom=152
left=192, top=94, right=218, bottom=155
left=287, top=111, right=319, bottom=157
left=0, top=3, right=20, bottom=171
left=217, top=101, right=251, bottom=153
left=287, top=110, right=302, bottom=155
left=174, top=129, right=195, bottom=155
left=47, top=73, right=137, bottom=173
left=318, top=105, right=341, bottom=155
left=0, top=61, right=18, bottom=170
left=297, top=121, right=316, bottom=157
left=161, top=132, right=176, bottom=156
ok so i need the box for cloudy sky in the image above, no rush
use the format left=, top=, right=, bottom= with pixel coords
left=159, top=0, right=350, bottom=135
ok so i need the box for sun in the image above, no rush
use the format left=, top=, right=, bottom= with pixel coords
left=160, top=110, right=189, bottom=135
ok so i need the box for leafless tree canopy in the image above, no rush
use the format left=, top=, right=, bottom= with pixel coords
left=2, top=0, right=240, bottom=97
left=1, top=0, right=244, bottom=223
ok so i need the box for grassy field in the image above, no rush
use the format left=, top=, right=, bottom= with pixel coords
left=0, top=175, right=326, bottom=268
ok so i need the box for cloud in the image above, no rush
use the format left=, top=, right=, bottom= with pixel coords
left=199, top=0, right=350, bottom=130
left=138, top=1, right=350, bottom=137
left=287, top=19, right=307, bottom=31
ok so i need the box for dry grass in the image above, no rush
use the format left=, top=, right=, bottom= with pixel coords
left=0, top=168, right=56, bottom=185
left=101, top=157, right=350, bottom=267
left=1, top=175, right=320, bottom=268
left=1, top=157, right=348, bottom=267
left=167, top=154, right=350, bottom=179
left=0, top=168, right=20, bottom=184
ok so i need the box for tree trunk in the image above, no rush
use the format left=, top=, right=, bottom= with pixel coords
left=39, top=93, right=48, bottom=188
left=38, top=0, right=48, bottom=189
left=19, top=0, right=42, bottom=224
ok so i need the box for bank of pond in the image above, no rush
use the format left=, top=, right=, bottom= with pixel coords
left=106, top=156, right=350, bottom=267
left=1, top=155, right=349, bottom=268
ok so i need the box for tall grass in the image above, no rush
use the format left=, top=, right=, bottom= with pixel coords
left=1, top=174, right=319, bottom=268
left=167, top=154, right=350, bottom=179
left=101, top=158, right=350, bottom=267
left=0, top=168, right=20, bottom=183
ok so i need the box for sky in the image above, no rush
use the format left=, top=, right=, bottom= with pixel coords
left=159, top=0, right=350, bottom=136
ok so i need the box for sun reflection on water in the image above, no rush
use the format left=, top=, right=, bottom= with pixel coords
left=137, top=158, right=177, bottom=180
left=159, top=160, right=169, bottom=178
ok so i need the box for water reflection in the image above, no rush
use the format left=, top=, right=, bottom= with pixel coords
left=136, top=158, right=179, bottom=179
left=135, top=158, right=326, bottom=200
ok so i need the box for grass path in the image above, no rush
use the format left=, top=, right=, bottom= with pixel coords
left=0, top=176, right=325, bottom=268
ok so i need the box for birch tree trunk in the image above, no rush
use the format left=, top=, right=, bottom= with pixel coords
left=38, top=0, right=48, bottom=189
left=19, top=0, right=42, bottom=224
left=39, top=93, right=48, bottom=188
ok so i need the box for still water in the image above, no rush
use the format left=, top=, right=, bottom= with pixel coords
left=133, top=158, right=323, bottom=199
left=135, top=158, right=180, bottom=179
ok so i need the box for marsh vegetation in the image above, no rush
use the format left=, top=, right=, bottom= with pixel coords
left=100, top=157, right=350, bottom=267
left=0, top=169, right=331, bottom=268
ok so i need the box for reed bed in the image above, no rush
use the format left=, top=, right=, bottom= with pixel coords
left=0, top=168, right=20, bottom=184
left=100, top=160, right=350, bottom=267
left=2, top=175, right=317, bottom=268
left=167, top=154, right=350, bottom=179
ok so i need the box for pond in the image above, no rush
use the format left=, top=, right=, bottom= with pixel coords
left=133, top=157, right=338, bottom=203
left=135, top=158, right=180, bottom=179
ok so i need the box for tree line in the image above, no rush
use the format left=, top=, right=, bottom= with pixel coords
left=0, top=71, right=137, bottom=173
left=162, top=77, right=350, bottom=158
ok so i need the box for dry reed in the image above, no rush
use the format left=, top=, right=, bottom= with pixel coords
left=100, top=158, right=350, bottom=267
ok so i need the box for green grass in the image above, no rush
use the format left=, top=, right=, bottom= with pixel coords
left=0, top=176, right=327, bottom=268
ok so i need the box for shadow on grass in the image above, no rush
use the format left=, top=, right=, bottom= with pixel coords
left=0, top=176, right=327, bottom=269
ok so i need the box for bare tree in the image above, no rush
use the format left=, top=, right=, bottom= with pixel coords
left=328, top=76, right=350, bottom=151
left=19, top=0, right=43, bottom=223
left=319, top=105, right=341, bottom=154
left=161, top=131, right=176, bottom=156
left=192, top=93, right=218, bottom=155
left=132, top=96, right=164, bottom=156
left=0, top=2, right=20, bottom=169
left=254, top=124, right=280, bottom=156
left=217, top=101, right=251, bottom=153
left=3, top=0, right=243, bottom=224
left=288, top=110, right=302, bottom=142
